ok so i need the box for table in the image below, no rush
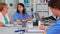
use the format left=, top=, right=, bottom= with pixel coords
left=0, top=26, right=44, bottom=34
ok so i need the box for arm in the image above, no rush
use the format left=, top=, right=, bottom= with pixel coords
left=26, top=18, right=31, bottom=22
left=13, top=15, right=22, bottom=23
left=25, top=13, right=32, bottom=22
left=43, top=24, right=59, bottom=34
left=0, top=22, right=4, bottom=26
left=13, top=13, right=22, bottom=23
left=10, top=20, right=14, bottom=24
left=21, top=18, right=32, bottom=23
left=40, top=25, right=50, bottom=30
left=39, top=25, right=47, bottom=34
left=16, top=19, right=22, bottom=23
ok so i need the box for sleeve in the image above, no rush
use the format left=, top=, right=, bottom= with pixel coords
left=46, top=20, right=60, bottom=34
left=13, top=13, right=19, bottom=22
left=46, top=26, right=60, bottom=34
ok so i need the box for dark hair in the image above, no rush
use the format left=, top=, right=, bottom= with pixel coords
left=17, top=3, right=26, bottom=15
left=48, top=0, right=60, bottom=10
left=0, top=3, right=7, bottom=11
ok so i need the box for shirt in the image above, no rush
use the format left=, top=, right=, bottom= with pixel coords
left=4, top=18, right=9, bottom=24
left=46, top=18, right=60, bottom=34
left=0, top=12, right=10, bottom=24
left=13, top=12, right=31, bottom=21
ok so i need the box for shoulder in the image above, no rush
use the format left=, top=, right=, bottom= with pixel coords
left=14, top=12, right=19, bottom=15
left=56, top=18, right=60, bottom=23
left=52, top=18, right=60, bottom=26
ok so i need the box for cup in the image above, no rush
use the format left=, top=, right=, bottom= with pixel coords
left=26, top=21, right=33, bottom=28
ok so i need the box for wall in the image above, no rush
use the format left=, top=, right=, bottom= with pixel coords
left=0, top=0, right=2, bottom=2
left=49, top=7, right=53, bottom=16
left=19, top=0, right=24, bottom=3
left=33, top=0, right=53, bottom=17
left=5, top=0, right=19, bottom=19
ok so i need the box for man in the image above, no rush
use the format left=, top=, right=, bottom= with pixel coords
left=44, top=0, right=60, bottom=34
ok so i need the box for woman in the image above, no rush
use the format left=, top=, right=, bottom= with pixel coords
left=0, top=3, right=13, bottom=26
left=41, top=0, right=60, bottom=34
left=13, top=3, right=31, bottom=23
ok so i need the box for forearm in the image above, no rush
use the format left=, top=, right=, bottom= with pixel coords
left=40, top=25, right=50, bottom=34
left=0, top=22, right=4, bottom=26
left=16, top=19, right=22, bottom=22
left=26, top=18, right=31, bottom=22
left=10, top=20, right=14, bottom=24
left=16, top=18, right=31, bottom=23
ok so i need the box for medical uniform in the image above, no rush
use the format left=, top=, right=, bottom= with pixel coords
left=46, top=18, right=60, bottom=34
left=13, top=12, right=31, bottom=21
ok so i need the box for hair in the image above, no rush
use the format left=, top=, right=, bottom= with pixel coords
left=0, top=3, right=7, bottom=11
left=17, top=3, right=26, bottom=15
left=48, top=0, right=60, bottom=10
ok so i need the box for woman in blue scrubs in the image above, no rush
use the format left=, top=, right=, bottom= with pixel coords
left=43, top=0, right=60, bottom=34
left=13, top=3, right=31, bottom=23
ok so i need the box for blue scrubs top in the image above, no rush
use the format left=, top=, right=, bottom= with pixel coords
left=13, top=12, right=31, bottom=21
left=46, top=18, right=60, bottom=34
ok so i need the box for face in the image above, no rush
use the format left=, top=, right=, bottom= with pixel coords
left=2, top=6, right=8, bottom=13
left=18, top=5, right=23, bottom=13
left=50, top=7, right=60, bottom=17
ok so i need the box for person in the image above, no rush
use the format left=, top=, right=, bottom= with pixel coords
left=13, top=3, right=31, bottom=23
left=0, top=3, right=13, bottom=26
left=40, top=0, right=60, bottom=34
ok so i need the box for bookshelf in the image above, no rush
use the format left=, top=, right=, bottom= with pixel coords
left=35, top=0, right=49, bottom=17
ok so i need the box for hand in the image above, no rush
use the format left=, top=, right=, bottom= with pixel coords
left=16, top=19, right=22, bottom=23
left=39, top=25, right=45, bottom=30
left=22, top=20, right=27, bottom=23
left=25, top=18, right=31, bottom=22
left=10, top=20, right=14, bottom=24
left=39, top=25, right=50, bottom=30
left=0, top=22, right=4, bottom=26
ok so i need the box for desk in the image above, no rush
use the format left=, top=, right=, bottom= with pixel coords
left=0, top=26, right=44, bottom=34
